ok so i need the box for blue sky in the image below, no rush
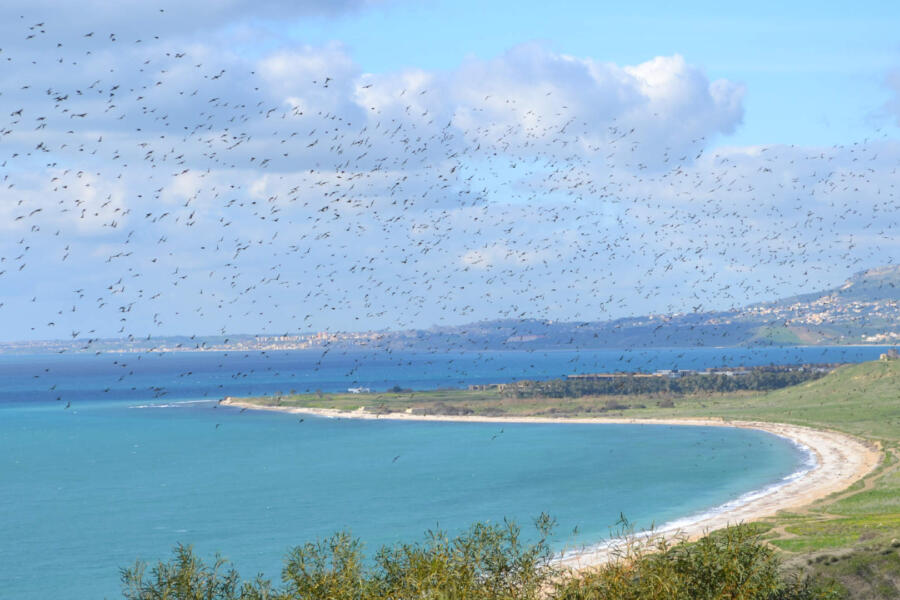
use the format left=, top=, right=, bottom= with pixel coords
left=1, top=0, right=900, bottom=341
left=279, top=0, right=900, bottom=146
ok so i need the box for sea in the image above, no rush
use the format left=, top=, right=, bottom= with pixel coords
left=0, top=345, right=891, bottom=599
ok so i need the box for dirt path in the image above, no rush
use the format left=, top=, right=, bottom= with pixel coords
left=763, top=446, right=897, bottom=549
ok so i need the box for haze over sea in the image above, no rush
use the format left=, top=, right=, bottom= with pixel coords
left=0, top=345, right=890, bottom=599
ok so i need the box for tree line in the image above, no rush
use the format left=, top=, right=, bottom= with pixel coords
left=500, top=368, right=828, bottom=399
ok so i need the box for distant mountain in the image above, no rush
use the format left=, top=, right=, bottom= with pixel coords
left=4, top=266, right=900, bottom=354
left=372, top=265, right=900, bottom=350
left=739, top=265, right=900, bottom=345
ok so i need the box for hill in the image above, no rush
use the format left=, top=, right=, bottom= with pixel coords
left=369, top=265, right=900, bottom=350
left=3, top=265, right=900, bottom=353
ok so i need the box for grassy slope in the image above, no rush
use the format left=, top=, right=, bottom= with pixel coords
left=623, top=360, right=900, bottom=443
left=249, top=388, right=504, bottom=413
left=238, top=361, right=900, bottom=598
left=241, top=360, right=900, bottom=440
left=240, top=388, right=767, bottom=418
left=622, top=361, right=900, bottom=597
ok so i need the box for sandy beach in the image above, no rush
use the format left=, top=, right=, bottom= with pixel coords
left=221, top=399, right=881, bottom=569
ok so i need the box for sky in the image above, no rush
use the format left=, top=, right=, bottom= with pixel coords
left=1, top=0, right=900, bottom=342
left=283, top=0, right=900, bottom=147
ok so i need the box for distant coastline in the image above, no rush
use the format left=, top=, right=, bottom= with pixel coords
left=3, top=263, right=900, bottom=355
left=221, top=398, right=879, bottom=568
left=1, top=339, right=898, bottom=356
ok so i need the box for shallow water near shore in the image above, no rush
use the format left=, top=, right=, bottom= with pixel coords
left=2, top=405, right=806, bottom=599
left=0, top=346, right=876, bottom=598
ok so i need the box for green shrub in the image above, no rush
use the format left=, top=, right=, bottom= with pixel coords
left=281, top=532, right=367, bottom=600
left=121, top=521, right=839, bottom=600
left=554, top=525, right=840, bottom=600
left=121, top=543, right=248, bottom=600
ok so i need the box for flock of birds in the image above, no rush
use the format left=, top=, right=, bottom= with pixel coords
left=1, top=9, right=899, bottom=415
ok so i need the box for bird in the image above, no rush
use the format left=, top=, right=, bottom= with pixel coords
left=0, top=6, right=894, bottom=453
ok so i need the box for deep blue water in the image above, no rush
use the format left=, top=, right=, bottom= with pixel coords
left=0, top=346, right=887, bottom=599
left=0, top=345, right=890, bottom=407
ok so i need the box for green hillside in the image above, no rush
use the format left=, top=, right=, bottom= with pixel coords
left=625, top=361, right=900, bottom=598
left=627, top=359, right=900, bottom=444
left=241, top=361, right=900, bottom=444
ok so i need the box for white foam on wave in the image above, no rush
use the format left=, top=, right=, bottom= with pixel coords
left=128, top=399, right=215, bottom=409
left=560, top=431, right=818, bottom=560
left=654, top=435, right=817, bottom=534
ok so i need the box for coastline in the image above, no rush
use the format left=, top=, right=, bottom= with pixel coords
left=221, top=399, right=881, bottom=569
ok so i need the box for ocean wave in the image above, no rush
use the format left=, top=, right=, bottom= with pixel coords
left=655, top=438, right=816, bottom=534
left=561, top=433, right=818, bottom=560
left=128, top=399, right=215, bottom=409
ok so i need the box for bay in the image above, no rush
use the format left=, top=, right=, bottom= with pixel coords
left=1, top=346, right=882, bottom=598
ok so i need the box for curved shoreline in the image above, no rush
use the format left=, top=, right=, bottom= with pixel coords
left=220, top=399, right=881, bottom=569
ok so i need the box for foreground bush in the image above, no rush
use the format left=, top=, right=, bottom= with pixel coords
left=121, top=521, right=839, bottom=600
left=554, top=525, right=840, bottom=600
left=121, top=515, right=556, bottom=600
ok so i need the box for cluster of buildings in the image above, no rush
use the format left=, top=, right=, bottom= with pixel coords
left=0, top=330, right=392, bottom=354
left=862, top=332, right=900, bottom=343
left=218, top=331, right=385, bottom=352
left=566, top=364, right=838, bottom=380
left=727, top=296, right=900, bottom=330
left=692, top=291, right=900, bottom=344
left=121, top=331, right=386, bottom=353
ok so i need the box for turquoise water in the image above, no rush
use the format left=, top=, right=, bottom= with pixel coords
left=0, top=348, right=856, bottom=598
left=3, top=400, right=805, bottom=599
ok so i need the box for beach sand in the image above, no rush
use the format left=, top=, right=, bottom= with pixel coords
left=220, top=399, right=881, bottom=569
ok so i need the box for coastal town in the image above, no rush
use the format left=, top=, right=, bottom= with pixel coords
left=3, top=267, right=898, bottom=356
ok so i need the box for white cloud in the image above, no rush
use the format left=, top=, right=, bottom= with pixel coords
left=448, top=46, right=744, bottom=167
left=4, top=15, right=898, bottom=342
